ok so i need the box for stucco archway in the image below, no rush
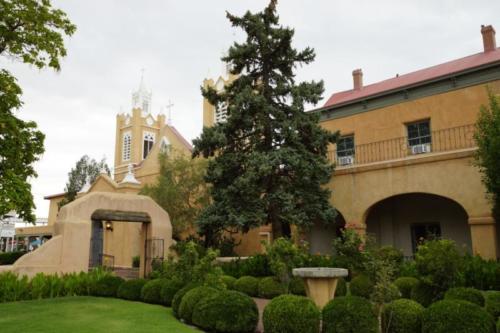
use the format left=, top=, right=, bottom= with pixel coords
left=364, top=192, right=471, bottom=256
left=307, top=210, right=346, bottom=255
left=9, top=192, right=172, bottom=278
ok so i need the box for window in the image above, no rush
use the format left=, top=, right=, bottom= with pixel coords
left=143, top=132, right=155, bottom=159
left=407, top=120, right=431, bottom=147
left=122, top=132, right=131, bottom=162
left=337, top=135, right=355, bottom=157
left=160, top=137, right=171, bottom=155
left=215, top=102, right=228, bottom=123
left=411, top=223, right=441, bottom=253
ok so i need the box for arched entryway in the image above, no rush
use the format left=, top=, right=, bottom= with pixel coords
left=365, top=193, right=472, bottom=256
left=307, top=210, right=346, bottom=255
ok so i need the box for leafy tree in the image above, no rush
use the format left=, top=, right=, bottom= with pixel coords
left=141, top=151, right=210, bottom=240
left=192, top=0, right=338, bottom=243
left=59, top=155, right=110, bottom=207
left=0, top=0, right=76, bottom=221
left=474, top=90, right=500, bottom=222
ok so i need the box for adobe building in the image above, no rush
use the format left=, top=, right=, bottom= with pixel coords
left=203, top=25, right=500, bottom=259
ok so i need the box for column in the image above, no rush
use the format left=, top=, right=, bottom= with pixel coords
left=468, top=215, right=498, bottom=260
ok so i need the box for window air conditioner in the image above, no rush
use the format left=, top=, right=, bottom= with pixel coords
left=338, top=155, right=355, bottom=166
left=410, top=143, right=431, bottom=155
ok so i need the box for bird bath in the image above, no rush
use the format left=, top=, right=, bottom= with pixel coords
left=292, top=267, right=348, bottom=308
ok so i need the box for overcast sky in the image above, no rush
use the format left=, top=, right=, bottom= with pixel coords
left=2, top=0, right=499, bottom=217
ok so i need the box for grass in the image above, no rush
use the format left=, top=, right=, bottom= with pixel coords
left=0, top=296, right=198, bottom=333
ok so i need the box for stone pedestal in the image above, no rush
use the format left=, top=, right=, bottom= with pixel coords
left=292, top=267, right=348, bottom=308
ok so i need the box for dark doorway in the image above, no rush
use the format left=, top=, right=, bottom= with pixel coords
left=89, top=219, right=103, bottom=267
left=411, top=223, right=441, bottom=253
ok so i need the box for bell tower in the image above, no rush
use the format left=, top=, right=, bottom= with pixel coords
left=114, top=73, right=166, bottom=182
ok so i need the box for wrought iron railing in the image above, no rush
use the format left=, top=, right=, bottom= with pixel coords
left=328, top=124, right=476, bottom=167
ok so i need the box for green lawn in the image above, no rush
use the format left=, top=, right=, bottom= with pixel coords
left=0, top=296, right=199, bottom=333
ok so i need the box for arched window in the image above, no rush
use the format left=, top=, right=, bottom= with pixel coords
left=122, top=132, right=131, bottom=162
left=160, top=136, right=171, bottom=155
left=143, top=132, right=155, bottom=159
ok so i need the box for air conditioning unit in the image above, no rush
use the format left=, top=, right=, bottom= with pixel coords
left=410, top=143, right=431, bottom=155
left=338, top=155, right=355, bottom=166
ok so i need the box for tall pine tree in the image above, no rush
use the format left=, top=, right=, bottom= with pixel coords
left=193, top=0, right=338, bottom=243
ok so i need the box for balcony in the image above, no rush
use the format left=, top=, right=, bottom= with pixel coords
left=328, top=124, right=477, bottom=167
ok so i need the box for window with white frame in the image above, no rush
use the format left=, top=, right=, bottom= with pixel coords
left=122, top=132, right=131, bottom=162
left=336, top=135, right=355, bottom=166
left=214, top=102, right=228, bottom=123
left=143, top=132, right=155, bottom=159
left=407, top=120, right=431, bottom=147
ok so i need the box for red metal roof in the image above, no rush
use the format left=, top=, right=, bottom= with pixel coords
left=323, top=48, right=500, bottom=108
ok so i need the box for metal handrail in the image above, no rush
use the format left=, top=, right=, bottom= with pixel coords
left=328, top=124, right=476, bottom=166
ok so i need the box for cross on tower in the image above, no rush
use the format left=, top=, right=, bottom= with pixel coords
left=166, top=100, right=174, bottom=125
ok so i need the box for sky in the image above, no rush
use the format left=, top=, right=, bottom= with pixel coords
left=2, top=0, right=500, bottom=218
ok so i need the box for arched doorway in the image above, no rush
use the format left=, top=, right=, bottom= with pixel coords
left=307, top=210, right=346, bottom=255
left=365, top=193, right=471, bottom=256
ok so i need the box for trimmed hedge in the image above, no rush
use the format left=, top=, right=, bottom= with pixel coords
left=90, top=275, right=124, bottom=297
left=444, top=287, right=485, bottom=306
left=192, top=290, right=258, bottom=333
left=172, top=283, right=198, bottom=318
left=0, top=251, right=26, bottom=265
left=485, top=291, right=500, bottom=319
left=410, top=281, right=437, bottom=307
left=221, top=275, right=237, bottom=290
left=382, top=299, right=424, bottom=333
left=350, top=275, right=374, bottom=299
left=422, top=300, right=495, bottom=333
left=117, top=278, right=147, bottom=301
left=160, top=279, right=184, bottom=306
left=258, top=277, right=286, bottom=299
left=141, top=279, right=165, bottom=304
left=178, top=286, right=219, bottom=324
left=394, top=277, right=419, bottom=299
left=322, top=296, right=378, bottom=333
left=233, top=276, right=259, bottom=297
left=336, top=277, right=347, bottom=297
left=289, top=276, right=306, bottom=295
left=263, top=294, right=320, bottom=333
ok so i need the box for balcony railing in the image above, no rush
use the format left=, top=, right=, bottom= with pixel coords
left=328, top=124, right=476, bottom=167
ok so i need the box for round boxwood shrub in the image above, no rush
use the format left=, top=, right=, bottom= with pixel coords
left=221, top=275, right=237, bottom=290
left=178, top=286, right=219, bottom=324
left=263, top=294, right=320, bottom=333
left=322, top=296, right=378, bottom=333
left=485, top=291, right=500, bottom=319
left=91, top=275, right=124, bottom=297
left=336, top=277, right=347, bottom=297
left=350, top=275, right=374, bottom=299
left=141, top=279, right=165, bottom=304
left=382, top=299, right=424, bottom=333
left=192, top=290, right=258, bottom=333
left=233, top=276, right=259, bottom=297
left=410, top=281, right=437, bottom=307
left=117, top=278, right=147, bottom=301
left=172, top=283, right=198, bottom=318
left=159, top=279, right=185, bottom=306
left=258, top=277, right=287, bottom=299
left=422, top=300, right=495, bottom=333
left=444, top=287, right=485, bottom=306
left=394, top=277, right=419, bottom=299
left=289, top=276, right=306, bottom=295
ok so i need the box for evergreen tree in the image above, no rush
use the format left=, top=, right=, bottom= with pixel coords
left=474, top=90, right=500, bottom=222
left=192, top=0, right=338, bottom=243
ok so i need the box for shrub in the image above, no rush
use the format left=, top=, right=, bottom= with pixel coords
left=394, top=277, right=419, bottom=299
left=258, top=277, right=287, bottom=299
left=233, top=276, right=259, bottom=297
left=172, top=283, right=198, bottom=318
left=221, top=275, right=237, bottom=289
left=117, top=279, right=147, bottom=301
left=410, top=281, right=438, bottom=307
left=375, top=246, right=404, bottom=274
left=415, top=239, right=463, bottom=292
left=132, top=255, right=140, bottom=268
left=0, top=272, right=30, bottom=302
left=485, top=291, right=500, bottom=319
left=220, top=254, right=272, bottom=278
left=90, top=275, right=124, bottom=297
left=462, top=255, right=500, bottom=291
left=178, top=286, right=219, bottom=324
left=332, top=229, right=369, bottom=277
left=141, top=279, right=165, bottom=304
left=322, top=296, right=378, bottom=333
left=159, top=279, right=184, bottom=306
left=266, top=238, right=306, bottom=286
left=422, top=300, right=495, bottom=333
left=336, top=277, right=347, bottom=297
left=289, top=276, right=306, bottom=295
left=382, top=299, right=424, bottom=333
left=192, top=290, right=258, bottom=333
left=497, top=317, right=500, bottom=333
left=444, top=287, right=485, bottom=306
left=350, top=275, right=374, bottom=298
left=0, top=251, right=26, bottom=265
left=399, top=260, right=418, bottom=278
left=263, top=294, right=320, bottom=333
